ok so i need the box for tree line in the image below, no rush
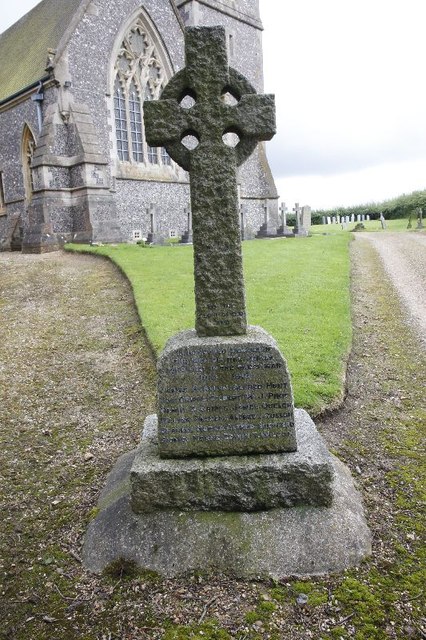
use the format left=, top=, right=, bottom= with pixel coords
left=310, top=189, right=426, bottom=224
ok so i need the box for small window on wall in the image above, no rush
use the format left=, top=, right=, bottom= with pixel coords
left=132, top=229, right=142, bottom=241
left=0, top=172, right=5, bottom=213
left=169, top=229, right=177, bottom=238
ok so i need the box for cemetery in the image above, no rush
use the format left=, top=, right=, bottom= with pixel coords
left=0, top=9, right=425, bottom=640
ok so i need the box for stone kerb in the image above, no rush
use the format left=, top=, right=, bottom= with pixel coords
left=157, top=326, right=296, bottom=458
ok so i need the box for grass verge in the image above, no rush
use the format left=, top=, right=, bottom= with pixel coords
left=66, top=234, right=352, bottom=414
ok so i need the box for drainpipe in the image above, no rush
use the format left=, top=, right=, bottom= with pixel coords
left=31, top=81, right=44, bottom=134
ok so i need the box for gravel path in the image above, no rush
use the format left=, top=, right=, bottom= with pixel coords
left=359, top=232, right=426, bottom=346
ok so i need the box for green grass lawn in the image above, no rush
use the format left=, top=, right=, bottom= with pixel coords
left=311, top=217, right=414, bottom=235
left=67, top=233, right=352, bottom=414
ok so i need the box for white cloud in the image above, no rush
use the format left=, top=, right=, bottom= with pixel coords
left=260, top=0, right=426, bottom=207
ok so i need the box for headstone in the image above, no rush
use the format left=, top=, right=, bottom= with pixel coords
left=277, top=202, right=293, bottom=236
left=322, top=216, right=326, bottom=225
left=240, top=203, right=245, bottom=240
left=146, top=204, right=164, bottom=244
left=293, top=202, right=307, bottom=236
left=256, top=199, right=279, bottom=237
left=144, top=26, right=296, bottom=457
left=380, top=213, right=387, bottom=230
left=83, top=26, right=371, bottom=580
left=327, top=216, right=331, bottom=225
left=180, top=206, right=193, bottom=243
left=332, top=216, right=336, bottom=224
left=366, top=214, right=370, bottom=221
left=417, top=207, right=424, bottom=229
left=357, top=214, right=361, bottom=222
left=301, top=205, right=311, bottom=232
left=407, top=213, right=413, bottom=229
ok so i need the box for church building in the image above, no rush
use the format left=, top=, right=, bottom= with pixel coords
left=0, top=0, right=278, bottom=252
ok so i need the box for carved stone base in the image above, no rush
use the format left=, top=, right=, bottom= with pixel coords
left=131, top=411, right=334, bottom=513
left=82, top=429, right=371, bottom=578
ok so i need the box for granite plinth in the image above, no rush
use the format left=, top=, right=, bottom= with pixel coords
left=83, top=424, right=372, bottom=578
left=131, top=410, right=333, bottom=513
left=157, top=326, right=296, bottom=458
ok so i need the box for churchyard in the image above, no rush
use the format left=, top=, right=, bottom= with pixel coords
left=69, top=233, right=352, bottom=414
left=0, top=226, right=424, bottom=639
left=1, top=22, right=425, bottom=640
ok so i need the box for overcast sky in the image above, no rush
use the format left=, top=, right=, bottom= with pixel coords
left=2, top=0, right=426, bottom=210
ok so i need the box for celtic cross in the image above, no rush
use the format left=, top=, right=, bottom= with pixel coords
left=144, top=27, right=275, bottom=336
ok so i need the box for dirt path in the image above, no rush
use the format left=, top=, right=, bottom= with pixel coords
left=0, top=247, right=424, bottom=640
left=359, top=232, right=426, bottom=345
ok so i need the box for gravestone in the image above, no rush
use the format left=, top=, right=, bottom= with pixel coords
left=180, top=206, right=193, bottom=243
left=327, top=216, right=331, bottom=225
left=83, top=26, right=371, bottom=579
left=322, top=216, right=326, bottom=225
left=293, top=202, right=307, bottom=236
left=380, top=213, right=387, bottom=230
left=301, top=205, right=311, bottom=232
left=256, top=200, right=279, bottom=237
left=417, top=207, right=424, bottom=229
left=143, top=26, right=295, bottom=457
left=351, top=214, right=355, bottom=223
left=146, top=204, right=164, bottom=244
left=366, top=214, right=370, bottom=221
left=277, top=202, right=293, bottom=237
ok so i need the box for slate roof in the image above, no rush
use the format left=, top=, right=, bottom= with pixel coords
left=0, top=0, right=85, bottom=103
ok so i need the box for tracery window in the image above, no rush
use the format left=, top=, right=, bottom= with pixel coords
left=113, top=19, right=172, bottom=167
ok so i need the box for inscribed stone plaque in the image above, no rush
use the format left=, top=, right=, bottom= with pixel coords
left=157, top=326, right=296, bottom=458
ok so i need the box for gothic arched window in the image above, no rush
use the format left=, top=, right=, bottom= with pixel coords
left=113, top=19, right=171, bottom=167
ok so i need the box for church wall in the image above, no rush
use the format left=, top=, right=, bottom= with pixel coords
left=59, top=0, right=187, bottom=242
left=115, top=178, right=190, bottom=240
left=0, top=86, right=58, bottom=244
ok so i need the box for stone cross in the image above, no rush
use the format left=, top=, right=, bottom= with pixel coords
left=240, top=203, right=245, bottom=240
left=148, top=203, right=157, bottom=234
left=263, top=201, right=269, bottom=225
left=185, top=206, right=192, bottom=233
left=293, top=202, right=301, bottom=231
left=417, top=207, right=424, bottom=229
left=144, top=27, right=275, bottom=336
left=279, top=202, right=288, bottom=228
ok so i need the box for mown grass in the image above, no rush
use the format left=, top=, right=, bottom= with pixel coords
left=67, top=234, right=352, bottom=414
left=311, top=217, right=415, bottom=235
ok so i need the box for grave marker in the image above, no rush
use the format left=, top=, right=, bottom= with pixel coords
left=145, top=26, right=295, bottom=457
left=84, top=26, right=371, bottom=579
left=180, top=206, right=193, bottom=243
